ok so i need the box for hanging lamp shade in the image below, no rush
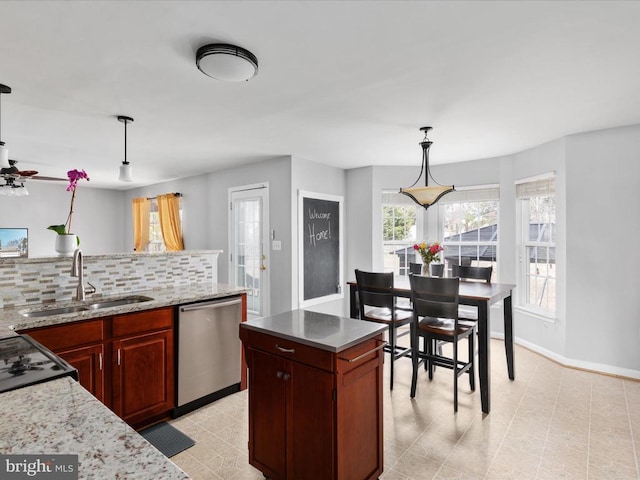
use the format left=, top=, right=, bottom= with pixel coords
left=117, top=115, right=134, bottom=182
left=0, top=84, right=12, bottom=169
left=119, top=163, right=133, bottom=182
left=399, top=126, right=454, bottom=209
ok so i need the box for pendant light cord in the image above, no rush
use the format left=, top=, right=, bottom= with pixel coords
left=123, top=118, right=128, bottom=165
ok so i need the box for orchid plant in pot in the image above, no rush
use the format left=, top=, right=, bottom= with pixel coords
left=47, top=169, right=90, bottom=255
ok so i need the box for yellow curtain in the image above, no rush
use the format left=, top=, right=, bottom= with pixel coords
left=132, top=197, right=150, bottom=252
left=157, top=193, right=184, bottom=251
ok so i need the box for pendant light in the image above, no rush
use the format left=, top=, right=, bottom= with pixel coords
left=0, top=84, right=11, bottom=169
left=399, top=126, right=454, bottom=210
left=117, top=115, right=134, bottom=182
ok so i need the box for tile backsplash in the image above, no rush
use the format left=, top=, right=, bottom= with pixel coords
left=0, top=250, right=221, bottom=308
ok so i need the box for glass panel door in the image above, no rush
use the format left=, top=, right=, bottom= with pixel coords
left=230, top=186, right=269, bottom=317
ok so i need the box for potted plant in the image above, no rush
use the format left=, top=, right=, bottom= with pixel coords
left=413, top=241, right=444, bottom=276
left=47, top=169, right=89, bottom=256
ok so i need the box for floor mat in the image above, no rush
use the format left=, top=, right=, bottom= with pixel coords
left=139, top=422, right=195, bottom=458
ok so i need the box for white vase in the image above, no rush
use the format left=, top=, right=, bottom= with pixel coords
left=55, top=234, right=77, bottom=257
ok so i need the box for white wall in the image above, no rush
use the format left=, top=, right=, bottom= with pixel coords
left=564, top=125, right=640, bottom=376
left=1, top=182, right=124, bottom=256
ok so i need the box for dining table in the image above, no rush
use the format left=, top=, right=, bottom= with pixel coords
left=348, top=277, right=516, bottom=414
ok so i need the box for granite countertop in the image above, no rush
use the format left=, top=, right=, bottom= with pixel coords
left=0, top=377, right=189, bottom=479
left=0, top=282, right=247, bottom=338
left=241, top=309, right=387, bottom=353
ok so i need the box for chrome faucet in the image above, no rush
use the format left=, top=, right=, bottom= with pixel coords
left=71, top=248, right=96, bottom=301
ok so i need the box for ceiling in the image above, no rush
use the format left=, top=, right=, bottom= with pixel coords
left=1, top=1, right=639, bottom=189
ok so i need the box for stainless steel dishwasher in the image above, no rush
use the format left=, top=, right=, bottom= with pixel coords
left=174, top=296, right=243, bottom=417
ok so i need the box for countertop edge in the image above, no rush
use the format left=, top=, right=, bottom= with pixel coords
left=1, top=284, right=248, bottom=336
left=240, top=313, right=387, bottom=353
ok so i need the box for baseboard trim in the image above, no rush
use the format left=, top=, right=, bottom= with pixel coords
left=490, top=331, right=640, bottom=381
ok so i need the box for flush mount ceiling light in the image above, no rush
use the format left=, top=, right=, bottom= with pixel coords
left=399, top=126, right=455, bottom=210
left=196, top=43, right=258, bottom=82
left=0, top=84, right=12, bottom=169
left=117, top=115, right=134, bottom=182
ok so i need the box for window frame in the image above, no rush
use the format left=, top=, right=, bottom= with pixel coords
left=436, top=186, right=500, bottom=281
left=381, top=191, right=423, bottom=276
left=516, top=174, right=557, bottom=318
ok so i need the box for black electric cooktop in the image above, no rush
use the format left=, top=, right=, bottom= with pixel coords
left=0, top=335, right=78, bottom=394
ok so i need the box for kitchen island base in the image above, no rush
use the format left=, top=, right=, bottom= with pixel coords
left=240, top=310, right=385, bottom=480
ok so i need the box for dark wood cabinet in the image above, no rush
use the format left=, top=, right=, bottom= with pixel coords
left=57, top=343, right=105, bottom=402
left=112, top=309, right=174, bottom=428
left=21, top=306, right=174, bottom=429
left=241, top=328, right=384, bottom=480
left=23, top=319, right=105, bottom=402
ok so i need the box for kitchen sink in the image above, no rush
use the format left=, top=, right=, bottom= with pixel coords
left=87, top=295, right=154, bottom=310
left=21, top=306, right=90, bottom=317
left=21, top=295, right=154, bottom=318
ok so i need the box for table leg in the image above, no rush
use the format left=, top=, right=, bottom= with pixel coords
left=478, top=302, right=490, bottom=414
left=503, top=294, right=515, bottom=380
left=349, top=284, right=359, bottom=319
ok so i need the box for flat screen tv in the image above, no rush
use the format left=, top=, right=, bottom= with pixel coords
left=0, top=228, right=28, bottom=258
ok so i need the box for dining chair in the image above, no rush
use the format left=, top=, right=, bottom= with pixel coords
left=409, top=262, right=422, bottom=274
left=410, top=262, right=444, bottom=277
left=451, top=264, right=493, bottom=322
left=408, top=275, right=475, bottom=411
left=355, top=269, right=412, bottom=390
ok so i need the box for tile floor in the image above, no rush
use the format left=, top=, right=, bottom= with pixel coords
left=169, top=339, right=640, bottom=479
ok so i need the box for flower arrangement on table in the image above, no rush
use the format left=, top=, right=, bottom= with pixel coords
left=47, top=169, right=90, bottom=245
left=413, top=241, right=444, bottom=265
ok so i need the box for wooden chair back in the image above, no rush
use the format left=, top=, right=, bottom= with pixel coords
left=451, top=265, right=492, bottom=283
left=354, top=269, right=394, bottom=315
left=409, top=275, right=459, bottom=322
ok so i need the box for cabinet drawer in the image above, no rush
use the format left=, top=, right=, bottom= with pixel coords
left=336, top=335, right=383, bottom=375
left=245, top=330, right=333, bottom=372
left=112, top=307, right=173, bottom=338
left=24, top=319, right=104, bottom=351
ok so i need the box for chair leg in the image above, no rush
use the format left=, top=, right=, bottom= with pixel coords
left=389, top=323, right=396, bottom=390
left=468, top=331, right=475, bottom=391
left=427, top=338, right=434, bottom=380
left=410, top=325, right=418, bottom=398
left=453, top=337, right=458, bottom=412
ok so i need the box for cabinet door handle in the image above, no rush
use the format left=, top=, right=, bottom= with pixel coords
left=276, top=344, right=295, bottom=354
left=117, top=349, right=121, bottom=366
left=282, top=373, right=291, bottom=381
left=338, top=342, right=388, bottom=364
left=98, top=352, right=103, bottom=371
left=276, top=371, right=283, bottom=379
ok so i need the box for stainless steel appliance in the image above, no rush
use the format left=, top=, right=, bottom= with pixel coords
left=0, top=335, right=78, bottom=393
left=174, top=296, right=243, bottom=417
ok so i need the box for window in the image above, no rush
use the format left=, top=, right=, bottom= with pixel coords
left=382, top=191, right=419, bottom=276
left=148, top=198, right=164, bottom=252
left=133, top=194, right=182, bottom=252
left=517, top=176, right=556, bottom=315
left=438, top=187, right=499, bottom=280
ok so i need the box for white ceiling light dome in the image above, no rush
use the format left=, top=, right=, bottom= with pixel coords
left=196, top=43, right=258, bottom=82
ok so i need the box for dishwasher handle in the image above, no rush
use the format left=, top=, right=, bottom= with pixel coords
left=180, top=297, right=242, bottom=312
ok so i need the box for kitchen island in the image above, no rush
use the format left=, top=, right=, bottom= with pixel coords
left=0, top=376, right=189, bottom=479
left=240, top=310, right=387, bottom=480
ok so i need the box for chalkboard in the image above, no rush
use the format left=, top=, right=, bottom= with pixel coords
left=298, top=191, right=343, bottom=307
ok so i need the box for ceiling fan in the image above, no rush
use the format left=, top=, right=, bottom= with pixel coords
left=0, top=83, right=66, bottom=195
left=0, top=159, right=66, bottom=181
